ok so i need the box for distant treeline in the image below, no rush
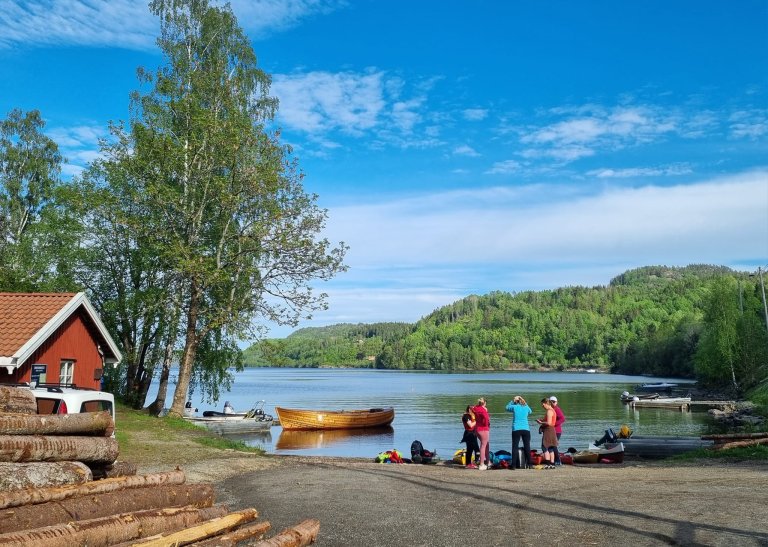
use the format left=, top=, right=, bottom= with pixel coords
left=244, top=265, right=768, bottom=394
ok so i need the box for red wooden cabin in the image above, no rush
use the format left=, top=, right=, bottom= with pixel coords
left=0, top=293, right=122, bottom=390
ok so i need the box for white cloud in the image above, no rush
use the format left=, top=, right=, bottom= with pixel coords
left=0, top=0, right=343, bottom=49
left=463, top=108, right=488, bottom=121
left=485, top=159, right=522, bottom=174
left=519, top=104, right=680, bottom=163
left=586, top=164, right=693, bottom=178
left=452, top=145, right=479, bottom=157
left=729, top=109, right=768, bottom=140
left=274, top=170, right=768, bottom=334
left=272, top=71, right=386, bottom=135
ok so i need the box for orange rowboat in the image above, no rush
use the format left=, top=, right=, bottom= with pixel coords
left=275, top=406, right=395, bottom=430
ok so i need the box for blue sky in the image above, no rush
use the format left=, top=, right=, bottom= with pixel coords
left=2, top=1, right=767, bottom=338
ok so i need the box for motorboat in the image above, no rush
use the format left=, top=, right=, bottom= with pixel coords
left=183, top=400, right=274, bottom=435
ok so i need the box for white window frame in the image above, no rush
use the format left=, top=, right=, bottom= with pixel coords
left=59, top=360, right=75, bottom=385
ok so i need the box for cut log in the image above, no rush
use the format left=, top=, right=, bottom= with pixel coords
left=0, top=461, right=92, bottom=492
left=0, top=469, right=186, bottom=510
left=0, top=483, right=215, bottom=534
left=0, top=435, right=118, bottom=463
left=252, top=519, right=320, bottom=547
left=191, top=521, right=271, bottom=547
left=711, top=438, right=768, bottom=450
left=87, top=460, right=138, bottom=480
left=0, top=504, right=227, bottom=547
left=125, top=508, right=259, bottom=546
left=701, top=432, right=768, bottom=441
left=0, top=411, right=114, bottom=436
left=0, top=387, right=36, bottom=415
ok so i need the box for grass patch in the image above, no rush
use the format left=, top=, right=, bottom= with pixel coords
left=115, top=403, right=265, bottom=466
left=672, top=445, right=768, bottom=461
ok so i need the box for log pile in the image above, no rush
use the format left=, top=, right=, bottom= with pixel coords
left=703, top=432, right=768, bottom=451
left=0, top=386, right=320, bottom=545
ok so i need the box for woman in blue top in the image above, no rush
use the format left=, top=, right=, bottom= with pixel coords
left=505, top=395, right=533, bottom=469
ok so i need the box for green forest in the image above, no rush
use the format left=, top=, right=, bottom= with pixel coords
left=245, top=265, right=768, bottom=397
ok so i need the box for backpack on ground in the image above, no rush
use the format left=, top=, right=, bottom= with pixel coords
left=410, top=439, right=437, bottom=464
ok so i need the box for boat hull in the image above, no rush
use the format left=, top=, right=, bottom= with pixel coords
left=183, top=415, right=273, bottom=435
left=573, top=442, right=625, bottom=464
left=621, top=436, right=714, bottom=458
left=275, top=407, right=395, bottom=430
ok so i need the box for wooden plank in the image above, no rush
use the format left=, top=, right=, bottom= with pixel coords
left=125, top=508, right=258, bottom=546
left=252, top=519, right=320, bottom=547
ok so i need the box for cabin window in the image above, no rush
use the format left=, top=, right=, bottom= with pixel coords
left=59, top=360, right=74, bottom=385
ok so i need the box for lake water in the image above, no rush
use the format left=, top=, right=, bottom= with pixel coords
left=147, top=368, right=707, bottom=459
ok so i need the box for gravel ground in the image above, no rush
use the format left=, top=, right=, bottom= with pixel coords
left=200, top=457, right=768, bottom=547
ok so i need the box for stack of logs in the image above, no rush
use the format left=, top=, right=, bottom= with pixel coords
left=705, top=431, right=768, bottom=450
left=0, top=386, right=319, bottom=546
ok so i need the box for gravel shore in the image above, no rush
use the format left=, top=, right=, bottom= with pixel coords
left=178, top=455, right=768, bottom=547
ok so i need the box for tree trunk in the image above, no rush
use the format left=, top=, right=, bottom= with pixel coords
left=0, top=483, right=215, bottom=534
left=0, top=435, right=118, bottom=463
left=0, top=469, right=186, bottom=510
left=252, top=519, right=321, bottom=547
left=124, top=508, right=258, bottom=546
left=0, top=386, right=36, bottom=414
left=712, top=438, right=768, bottom=450
left=170, top=283, right=202, bottom=417
left=192, top=521, right=271, bottom=547
left=146, top=331, right=176, bottom=416
left=0, top=411, right=114, bottom=436
left=0, top=505, right=227, bottom=547
left=0, top=461, right=92, bottom=492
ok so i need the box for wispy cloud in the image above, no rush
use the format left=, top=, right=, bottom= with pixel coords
left=463, top=108, right=488, bottom=121
left=484, top=159, right=522, bottom=174
left=452, top=145, right=479, bottom=157
left=519, top=104, right=678, bottom=162
left=729, top=109, right=768, bottom=140
left=0, top=0, right=344, bottom=49
left=47, top=124, right=107, bottom=176
left=586, top=164, right=693, bottom=178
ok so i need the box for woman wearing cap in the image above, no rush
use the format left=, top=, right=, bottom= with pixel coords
left=536, top=398, right=558, bottom=469
left=549, top=396, right=566, bottom=465
left=505, top=395, right=532, bottom=469
left=472, top=398, right=491, bottom=470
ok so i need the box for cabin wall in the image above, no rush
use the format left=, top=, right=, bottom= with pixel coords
left=10, top=312, right=105, bottom=390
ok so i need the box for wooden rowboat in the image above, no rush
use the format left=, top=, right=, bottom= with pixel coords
left=275, top=406, right=395, bottom=430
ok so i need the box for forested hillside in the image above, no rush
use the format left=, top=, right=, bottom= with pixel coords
left=246, top=265, right=768, bottom=394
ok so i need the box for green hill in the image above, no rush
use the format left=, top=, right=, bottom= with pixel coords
left=244, top=265, right=768, bottom=391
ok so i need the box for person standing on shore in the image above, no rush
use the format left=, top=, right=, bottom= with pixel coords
left=473, top=398, right=491, bottom=470
left=505, top=395, right=532, bottom=470
left=460, top=406, right=479, bottom=469
left=536, top=398, right=558, bottom=469
left=549, top=395, right=565, bottom=465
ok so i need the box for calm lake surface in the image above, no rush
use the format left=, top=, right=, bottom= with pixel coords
left=148, top=368, right=706, bottom=459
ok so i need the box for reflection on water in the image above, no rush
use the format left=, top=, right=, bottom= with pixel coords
left=222, top=430, right=272, bottom=446
left=147, top=368, right=707, bottom=458
left=276, top=426, right=394, bottom=451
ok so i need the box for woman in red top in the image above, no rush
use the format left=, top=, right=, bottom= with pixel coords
left=472, top=397, right=491, bottom=470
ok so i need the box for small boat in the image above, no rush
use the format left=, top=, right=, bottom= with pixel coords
left=183, top=401, right=274, bottom=435
left=635, top=382, right=678, bottom=393
left=275, top=406, right=395, bottom=430
left=572, top=442, right=625, bottom=464
left=621, top=436, right=714, bottom=458
left=620, top=391, right=660, bottom=403
left=585, top=368, right=597, bottom=374
left=630, top=396, right=691, bottom=410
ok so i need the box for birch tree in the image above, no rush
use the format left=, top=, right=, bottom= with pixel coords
left=131, top=0, right=347, bottom=415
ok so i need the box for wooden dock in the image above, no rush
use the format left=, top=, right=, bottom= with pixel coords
left=630, top=399, right=736, bottom=411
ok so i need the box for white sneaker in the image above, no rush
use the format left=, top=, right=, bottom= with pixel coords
left=478, top=464, right=488, bottom=470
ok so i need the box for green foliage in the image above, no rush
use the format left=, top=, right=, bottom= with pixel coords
left=0, top=109, right=74, bottom=292
left=245, top=323, right=412, bottom=367
left=252, top=265, right=768, bottom=394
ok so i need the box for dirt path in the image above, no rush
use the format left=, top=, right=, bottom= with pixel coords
left=201, top=457, right=768, bottom=547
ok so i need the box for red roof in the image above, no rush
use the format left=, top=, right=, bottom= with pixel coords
left=0, top=293, right=78, bottom=356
